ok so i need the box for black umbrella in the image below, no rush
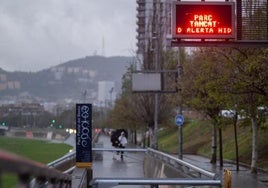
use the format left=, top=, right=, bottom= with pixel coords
left=110, top=129, right=128, bottom=147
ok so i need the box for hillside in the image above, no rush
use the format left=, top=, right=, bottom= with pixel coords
left=0, top=56, right=134, bottom=102
left=158, top=120, right=268, bottom=171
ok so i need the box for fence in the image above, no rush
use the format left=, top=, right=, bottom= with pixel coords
left=0, top=146, right=223, bottom=188
left=0, top=149, right=71, bottom=188
left=90, top=147, right=222, bottom=188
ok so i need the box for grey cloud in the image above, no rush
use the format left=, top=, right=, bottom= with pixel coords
left=0, top=0, right=136, bottom=72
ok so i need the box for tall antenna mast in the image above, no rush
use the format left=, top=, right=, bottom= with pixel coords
left=102, top=37, right=105, bottom=56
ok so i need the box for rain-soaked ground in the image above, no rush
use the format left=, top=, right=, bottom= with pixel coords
left=92, top=134, right=145, bottom=187
left=65, top=133, right=268, bottom=188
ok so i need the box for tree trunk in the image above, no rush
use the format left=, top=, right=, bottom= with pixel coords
left=233, top=113, right=239, bottom=171
left=134, top=130, right=137, bottom=145
left=218, top=127, right=223, bottom=167
left=149, top=126, right=154, bottom=148
left=210, top=123, right=217, bottom=164
left=251, top=117, right=258, bottom=173
left=141, top=131, right=146, bottom=148
left=147, top=132, right=150, bottom=147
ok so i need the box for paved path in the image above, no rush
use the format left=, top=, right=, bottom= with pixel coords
left=182, top=154, right=268, bottom=188
left=65, top=133, right=268, bottom=187
left=92, top=134, right=146, bottom=187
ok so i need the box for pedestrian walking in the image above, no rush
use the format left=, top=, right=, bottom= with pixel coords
left=110, top=129, right=128, bottom=159
left=118, top=131, right=128, bottom=159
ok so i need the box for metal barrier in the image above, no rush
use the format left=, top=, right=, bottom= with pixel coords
left=90, top=147, right=222, bottom=187
left=47, top=150, right=76, bottom=171
left=147, top=148, right=218, bottom=179
left=0, top=133, right=99, bottom=188
left=91, top=178, right=221, bottom=187
left=0, top=149, right=71, bottom=187
left=0, top=144, right=221, bottom=187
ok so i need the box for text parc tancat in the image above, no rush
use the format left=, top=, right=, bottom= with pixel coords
left=177, top=14, right=232, bottom=34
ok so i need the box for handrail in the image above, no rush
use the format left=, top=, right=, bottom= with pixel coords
left=0, top=149, right=71, bottom=187
left=92, top=148, right=147, bottom=152
left=0, top=147, right=220, bottom=187
left=91, top=177, right=222, bottom=187
left=91, top=147, right=218, bottom=179
left=0, top=133, right=220, bottom=188
left=88, top=147, right=220, bottom=187
left=47, top=150, right=76, bottom=169
left=147, top=148, right=218, bottom=179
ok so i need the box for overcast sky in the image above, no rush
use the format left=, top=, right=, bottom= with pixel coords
left=0, top=0, right=137, bottom=72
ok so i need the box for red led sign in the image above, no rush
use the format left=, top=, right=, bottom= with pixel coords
left=172, top=2, right=235, bottom=39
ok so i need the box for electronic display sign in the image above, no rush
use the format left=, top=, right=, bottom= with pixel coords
left=172, top=2, right=235, bottom=39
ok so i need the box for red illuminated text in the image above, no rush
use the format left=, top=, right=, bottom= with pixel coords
left=190, top=14, right=217, bottom=27
left=173, top=2, right=235, bottom=39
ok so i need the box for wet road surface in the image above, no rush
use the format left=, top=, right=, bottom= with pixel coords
left=182, top=154, right=268, bottom=188
left=92, top=134, right=145, bottom=187
left=65, top=133, right=268, bottom=187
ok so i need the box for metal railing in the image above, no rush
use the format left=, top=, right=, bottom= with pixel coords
left=147, top=148, right=218, bottom=179
left=0, top=133, right=99, bottom=187
left=47, top=150, right=76, bottom=172
left=91, top=178, right=221, bottom=187
left=90, top=147, right=221, bottom=188
left=0, top=145, right=221, bottom=187
left=0, top=149, right=71, bottom=188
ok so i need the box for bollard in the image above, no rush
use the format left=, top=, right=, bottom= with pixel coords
left=223, top=168, right=232, bottom=188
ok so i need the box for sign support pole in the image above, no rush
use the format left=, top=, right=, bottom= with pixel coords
left=178, top=125, right=183, bottom=159
left=177, top=47, right=183, bottom=160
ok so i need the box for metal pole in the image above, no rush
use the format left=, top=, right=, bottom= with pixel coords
left=178, top=125, right=183, bottom=159
left=178, top=47, right=183, bottom=160
left=154, top=93, right=158, bottom=149
left=153, top=0, right=159, bottom=150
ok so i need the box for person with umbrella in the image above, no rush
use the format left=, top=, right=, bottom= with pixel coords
left=111, top=129, right=128, bottom=159
left=118, top=131, right=128, bottom=159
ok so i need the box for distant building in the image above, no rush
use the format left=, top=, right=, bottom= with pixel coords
left=0, top=73, right=21, bottom=91
left=0, top=103, right=45, bottom=116
left=0, top=83, right=7, bottom=91
left=97, top=81, right=115, bottom=107
left=136, top=0, right=172, bottom=67
left=7, top=81, right=21, bottom=90
left=0, top=74, right=7, bottom=82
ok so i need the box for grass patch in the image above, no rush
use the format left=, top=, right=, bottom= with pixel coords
left=158, top=127, right=178, bottom=153
left=0, top=137, right=72, bottom=163
left=158, top=119, right=268, bottom=170
left=0, top=136, right=73, bottom=187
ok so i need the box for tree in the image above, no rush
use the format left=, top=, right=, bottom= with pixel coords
left=107, top=62, right=176, bottom=148
left=217, top=47, right=268, bottom=173
left=181, top=47, right=230, bottom=164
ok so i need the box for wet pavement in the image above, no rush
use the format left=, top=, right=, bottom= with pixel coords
left=182, top=154, right=268, bottom=188
left=92, top=134, right=146, bottom=187
left=65, top=133, right=268, bottom=187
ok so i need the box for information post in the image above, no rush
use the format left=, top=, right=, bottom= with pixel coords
left=76, top=103, right=92, bottom=168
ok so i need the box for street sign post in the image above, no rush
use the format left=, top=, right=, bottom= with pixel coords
left=175, top=114, right=184, bottom=126
left=175, top=114, right=184, bottom=159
